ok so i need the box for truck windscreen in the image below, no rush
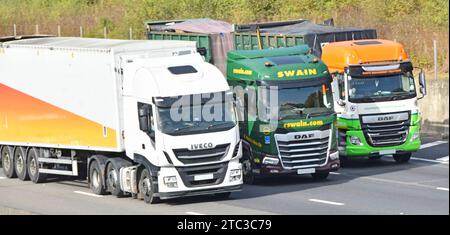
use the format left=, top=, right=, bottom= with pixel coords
left=156, top=93, right=237, bottom=136
left=348, top=73, right=417, bottom=103
left=273, top=82, right=334, bottom=121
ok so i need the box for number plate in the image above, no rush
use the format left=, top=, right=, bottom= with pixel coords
left=380, top=150, right=396, bottom=155
left=297, top=168, right=316, bottom=175
left=194, top=174, right=214, bottom=181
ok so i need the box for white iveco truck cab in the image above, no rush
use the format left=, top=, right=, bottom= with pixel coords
left=0, top=37, right=242, bottom=204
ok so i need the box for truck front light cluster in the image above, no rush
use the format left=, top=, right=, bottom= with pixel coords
left=329, top=151, right=339, bottom=160
left=411, top=132, right=420, bottom=142
left=350, top=136, right=363, bottom=146
left=163, top=176, right=178, bottom=188
left=262, top=156, right=279, bottom=165
left=230, top=169, right=242, bottom=182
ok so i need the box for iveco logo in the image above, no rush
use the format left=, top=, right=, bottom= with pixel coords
left=191, top=143, right=214, bottom=150
left=294, top=134, right=315, bottom=140
left=378, top=116, right=394, bottom=121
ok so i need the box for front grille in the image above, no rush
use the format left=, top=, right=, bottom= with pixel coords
left=176, top=163, right=228, bottom=188
left=361, top=113, right=410, bottom=147
left=173, top=144, right=230, bottom=164
left=275, top=131, right=330, bottom=170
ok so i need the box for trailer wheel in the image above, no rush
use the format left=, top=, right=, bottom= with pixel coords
left=106, top=163, right=124, bottom=197
left=1, top=146, right=16, bottom=178
left=393, top=153, right=412, bottom=164
left=138, top=168, right=160, bottom=204
left=14, top=147, right=29, bottom=181
left=89, top=160, right=106, bottom=195
left=27, top=148, right=47, bottom=183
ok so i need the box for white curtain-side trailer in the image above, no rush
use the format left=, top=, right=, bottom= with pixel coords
left=0, top=37, right=243, bottom=203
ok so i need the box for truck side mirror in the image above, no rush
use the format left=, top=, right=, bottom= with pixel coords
left=419, top=70, right=427, bottom=98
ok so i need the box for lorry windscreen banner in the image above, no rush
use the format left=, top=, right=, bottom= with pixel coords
left=348, top=62, right=413, bottom=78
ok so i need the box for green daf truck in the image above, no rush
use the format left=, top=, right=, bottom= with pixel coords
left=226, top=46, right=340, bottom=183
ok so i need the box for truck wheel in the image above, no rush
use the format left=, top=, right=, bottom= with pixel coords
left=393, top=153, right=412, bottom=164
left=27, top=148, right=47, bottom=183
left=311, top=172, right=329, bottom=181
left=1, top=146, right=16, bottom=178
left=138, top=168, right=160, bottom=204
left=106, top=163, right=124, bottom=197
left=89, top=160, right=107, bottom=195
left=242, top=159, right=258, bottom=185
left=14, top=147, right=29, bottom=181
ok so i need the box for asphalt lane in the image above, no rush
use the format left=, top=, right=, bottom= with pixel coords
left=0, top=137, right=448, bottom=215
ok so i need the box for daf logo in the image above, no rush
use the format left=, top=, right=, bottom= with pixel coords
left=378, top=116, right=394, bottom=122
left=191, top=143, right=214, bottom=150
left=294, top=134, right=315, bottom=140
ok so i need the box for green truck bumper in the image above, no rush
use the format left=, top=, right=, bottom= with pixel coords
left=342, top=125, right=421, bottom=157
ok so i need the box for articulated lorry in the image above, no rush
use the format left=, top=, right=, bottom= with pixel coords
left=227, top=46, right=339, bottom=183
left=0, top=37, right=243, bottom=203
left=322, top=40, right=427, bottom=162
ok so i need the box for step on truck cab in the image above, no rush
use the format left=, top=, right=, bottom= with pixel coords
left=321, top=39, right=427, bottom=163
left=226, top=45, right=340, bottom=183
left=0, top=37, right=242, bottom=203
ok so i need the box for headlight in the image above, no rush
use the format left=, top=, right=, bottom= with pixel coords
left=329, top=151, right=339, bottom=160
left=350, top=136, right=363, bottom=146
left=411, top=131, right=420, bottom=142
left=163, top=176, right=178, bottom=188
left=262, top=156, right=280, bottom=165
left=230, top=169, right=242, bottom=182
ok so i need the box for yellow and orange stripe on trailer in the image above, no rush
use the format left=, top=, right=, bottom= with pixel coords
left=0, top=83, right=118, bottom=150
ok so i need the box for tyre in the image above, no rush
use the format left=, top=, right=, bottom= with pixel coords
left=242, top=159, right=258, bottom=185
left=393, top=153, right=412, bottom=163
left=311, top=172, right=329, bottom=181
left=14, top=147, right=29, bottom=181
left=27, top=148, right=47, bottom=183
left=1, top=146, right=16, bottom=178
left=89, top=160, right=107, bottom=195
left=215, top=192, right=232, bottom=199
left=138, top=168, right=160, bottom=204
left=106, top=162, right=124, bottom=197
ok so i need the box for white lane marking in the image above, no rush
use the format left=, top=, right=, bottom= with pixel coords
left=74, top=191, right=104, bottom=198
left=0, top=177, right=6, bottom=180
left=436, top=187, right=449, bottom=192
left=437, top=156, right=449, bottom=162
left=330, top=172, right=341, bottom=175
left=309, top=199, right=345, bottom=206
left=420, top=141, right=448, bottom=149
left=186, top=211, right=205, bottom=215
left=411, top=157, right=449, bottom=165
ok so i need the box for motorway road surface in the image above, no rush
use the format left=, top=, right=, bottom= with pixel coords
left=0, top=137, right=448, bottom=215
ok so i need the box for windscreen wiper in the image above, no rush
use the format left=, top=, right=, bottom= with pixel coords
left=307, top=111, right=336, bottom=118
left=207, top=122, right=234, bottom=130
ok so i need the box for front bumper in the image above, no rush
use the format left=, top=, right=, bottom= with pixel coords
left=157, top=158, right=243, bottom=199
left=253, top=151, right=340, bottom=175
left=342, top=125, right=421, bottom=157
left=159, top=185, right=242, bottom=200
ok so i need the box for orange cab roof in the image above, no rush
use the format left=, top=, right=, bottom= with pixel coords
left=321, top=39, right=409, bottom=73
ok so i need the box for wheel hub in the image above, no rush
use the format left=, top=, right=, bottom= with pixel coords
left=92, top=170, right=100, bottom=189
left=16, top=154, right=24, bottom=173
left=29, top=158, right=37, bottom=176
left=107, top=169, right=118, bottom=189
left=3, top=152, right=11, bottom=171
left=143, top=178, right=151, bottom=195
